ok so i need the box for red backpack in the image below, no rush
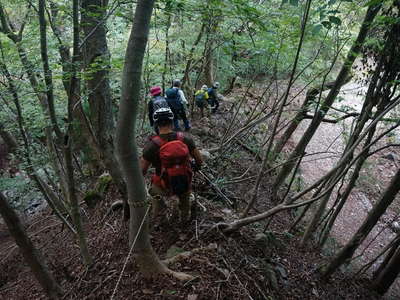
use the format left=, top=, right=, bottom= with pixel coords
left=151, top=132, right=192, bottom=195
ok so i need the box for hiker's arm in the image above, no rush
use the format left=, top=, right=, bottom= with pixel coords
left=192, top=148, right=203, bottom=167
left=178, top=89, right=188, bottom=104
left=141, top=158, right=151, bottom=175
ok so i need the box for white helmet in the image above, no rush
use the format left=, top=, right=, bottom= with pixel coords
left=202, top=84, right=208, bottom=91
left=213, top=82, right=220, bottom=88
left=153, top=107, right=174, bottom=122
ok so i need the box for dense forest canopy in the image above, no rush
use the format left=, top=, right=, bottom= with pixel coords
left=0, top=0, right=400, bottom=298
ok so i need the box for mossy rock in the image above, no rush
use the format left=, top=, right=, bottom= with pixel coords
left=95, top=174, right=112, bottom=194
left=165, top=245, right=185, bottom=259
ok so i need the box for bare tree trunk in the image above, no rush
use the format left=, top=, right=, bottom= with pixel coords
left=322, top=168, right=400, bottom=279
left=116, top=0, right=191, bottom=280
left=271, top=5, right=381, bottom=196
left=0, top=191, right=63, bottom=299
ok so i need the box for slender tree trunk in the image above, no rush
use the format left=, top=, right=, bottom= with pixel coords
left=322, top=168, right=400, bottom=279
left=0, top=191, right=63, bottom=299
left=116, top=0, right=191, bottom=280
left=271, top=5, right=381, bottom=196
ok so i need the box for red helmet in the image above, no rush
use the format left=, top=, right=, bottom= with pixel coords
left=150, top=86, right=162, bottom=96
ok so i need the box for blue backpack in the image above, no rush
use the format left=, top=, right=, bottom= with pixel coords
left=152, top=95, right=169, bottom=112
left=165, top=88, right=183, bottom=111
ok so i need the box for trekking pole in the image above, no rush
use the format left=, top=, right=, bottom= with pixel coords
left=197, top=170, right=234, bottom=207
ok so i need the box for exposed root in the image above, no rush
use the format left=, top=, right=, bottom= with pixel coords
left=162, top=243, right=218, bottom=266
left=166, top=269, right=195, bottom=281
left=135, top=250, right=194, bottom=281
left=102, top=200, right=124, bottom=221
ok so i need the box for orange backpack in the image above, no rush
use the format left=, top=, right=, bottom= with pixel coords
left=151, top=132, right=192, bottom=195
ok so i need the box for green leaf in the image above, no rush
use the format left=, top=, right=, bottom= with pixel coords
left=364, top=0, right=382, bottom=5
left=321, top=21, right=332, bottom=29
left=328, top=16, right=342, bottom=25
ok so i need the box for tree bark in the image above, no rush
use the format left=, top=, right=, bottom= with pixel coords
left=81, top=0, right=115, bottom=148
left=0, top=191, right=63, bottom=299
left=116, top=0, right=191, bottom=280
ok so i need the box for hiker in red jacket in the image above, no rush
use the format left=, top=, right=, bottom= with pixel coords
left=141, top=107, right=203, bottom=222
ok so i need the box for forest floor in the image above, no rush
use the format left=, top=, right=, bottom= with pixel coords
left=0, top=83, right=395, bottom=299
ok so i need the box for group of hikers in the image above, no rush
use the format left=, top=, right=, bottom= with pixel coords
left=148, top=79, right=220, bottom=132
left=141, top=79, right=221, bottom=222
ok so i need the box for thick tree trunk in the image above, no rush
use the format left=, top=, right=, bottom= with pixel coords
left=0, top=192, right=63, bottom=299
left=116, top=0, right=191, bottom=280
left=82, top=0, right=114, bottom=140
left=82, top=0, right=115, bottom=173
left=322, top=168, right=400, bottom=279
left=271, top=5, right=381, bottom=196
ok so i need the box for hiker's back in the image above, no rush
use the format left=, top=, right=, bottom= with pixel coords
left=165, top=88, right=182, bottom=111
left=151, top=132, right=192, bottom=195
left=152, top=95, right=169, bottom=111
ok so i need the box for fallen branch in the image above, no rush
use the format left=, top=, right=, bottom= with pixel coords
left=198, top=170, right=234, bottom=207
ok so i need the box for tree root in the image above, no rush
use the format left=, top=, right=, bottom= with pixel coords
left=162, top=243, right=218, bottom=266
left=102, top=200, right=124, bottom=221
